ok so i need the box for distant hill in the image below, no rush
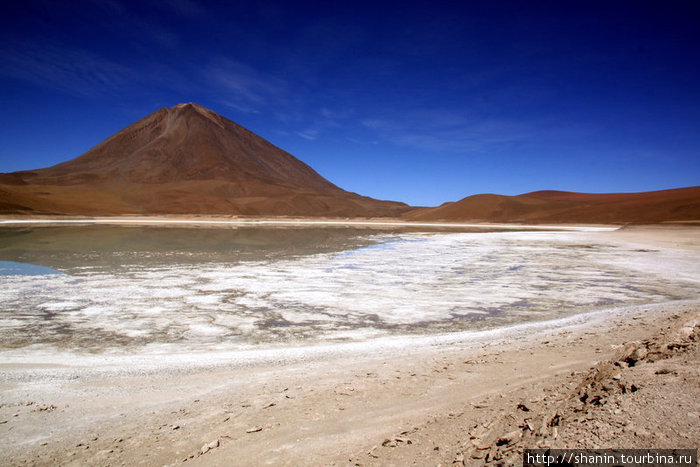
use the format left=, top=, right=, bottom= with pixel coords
left=0, top=103, right=409, bottom=217
left=404, top=187, right=700, bottom=223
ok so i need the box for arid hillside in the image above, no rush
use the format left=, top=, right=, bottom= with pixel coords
left=405, top=187, right=700, bottom=223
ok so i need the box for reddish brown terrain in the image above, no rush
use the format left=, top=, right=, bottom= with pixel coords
left=405, top=187, right=700, bottom=224
left=0, top=103, right=408, bottom=217
left=0, top=103, right=697, bottom=222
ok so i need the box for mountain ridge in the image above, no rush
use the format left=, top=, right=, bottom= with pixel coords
left=404, top=186, right=700, bottom=223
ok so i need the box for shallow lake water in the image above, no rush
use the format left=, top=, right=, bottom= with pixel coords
left=0, top=224, right=698, bottom=356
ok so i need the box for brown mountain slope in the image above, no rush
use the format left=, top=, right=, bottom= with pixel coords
left=0, top=103, right=409, bottom=217
left=404, top=187, right=700, bottom=223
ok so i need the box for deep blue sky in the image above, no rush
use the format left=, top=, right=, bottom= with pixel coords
left=1, top=1, right=698, bottom=206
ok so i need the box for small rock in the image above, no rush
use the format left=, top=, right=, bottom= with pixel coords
left=382, top=438, right=397, bottom=447
left=200, top=439, right=219, bottom=455
left=633, top=347, right=648, bottom=361
left=677, top=326, right=695, bottom=340
left=471, top=440, right=490, bottom=450
left=246, top=426, right=263, bottom=433
left=618, top=342, right=642, bottom=366
left=496, top=430, right=521, bottom=446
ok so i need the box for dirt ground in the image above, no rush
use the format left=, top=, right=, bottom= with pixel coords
left=0, top=301, right=696, bottom=467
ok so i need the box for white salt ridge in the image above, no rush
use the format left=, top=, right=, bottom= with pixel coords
left=0, top=231, right=698, bottom=357
left=1, top=300, right=698, bottom=374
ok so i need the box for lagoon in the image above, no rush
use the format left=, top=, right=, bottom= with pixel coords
left=0, top=224, right=697, bottom=358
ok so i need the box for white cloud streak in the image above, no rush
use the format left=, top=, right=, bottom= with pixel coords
left=207, top=58, right=287, bottom=111
left=296, top=129, right=320, bottom=140
left=0, top=42, right=134, bottom=97
left=360, top=109, right=531, bottom=153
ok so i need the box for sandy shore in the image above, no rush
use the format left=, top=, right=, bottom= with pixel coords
left=0, top=214, right=618, bottom=231
left=0, top=225, right=698, bottom=466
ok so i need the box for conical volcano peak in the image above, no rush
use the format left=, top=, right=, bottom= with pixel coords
left=171, top=102, right=211, bottom=115
left=168, top=102, right=226, bottom=128
left=0, top=104, right=410, bottom=216
left=35, top=102, right=336, bottom=188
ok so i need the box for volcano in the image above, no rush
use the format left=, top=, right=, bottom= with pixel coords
left=0, top=103, right=409, bottom=217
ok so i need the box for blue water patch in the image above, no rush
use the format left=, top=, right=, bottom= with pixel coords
left=0, top=261, right=63, bottom=276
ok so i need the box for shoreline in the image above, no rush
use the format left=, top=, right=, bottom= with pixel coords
left=1, top=299, right=697, bottom=466
left=1, top=298, right=697, bottom=376
left=0, top=216, right=619, bottom=231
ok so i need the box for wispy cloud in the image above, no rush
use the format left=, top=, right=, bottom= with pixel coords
left=319, top=106, right=353, bottom=126
left=59, top=1, right=190, bottom=51
left=360, top=119, right=389, bottom=131
left=0, top=42, right=134, bottom=97
left=287, top=107, right=355, bottom=140
left=208, top=58, right=287, bottom=111
left=296, top=129, right=320, bottom=140
left=220, top=100, right=262, bottom=114
left=208, top=66, right=357, bottom=140
left=360, top=109, right=531, bottom=153
left=346, top=136, right=378, bottom=145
